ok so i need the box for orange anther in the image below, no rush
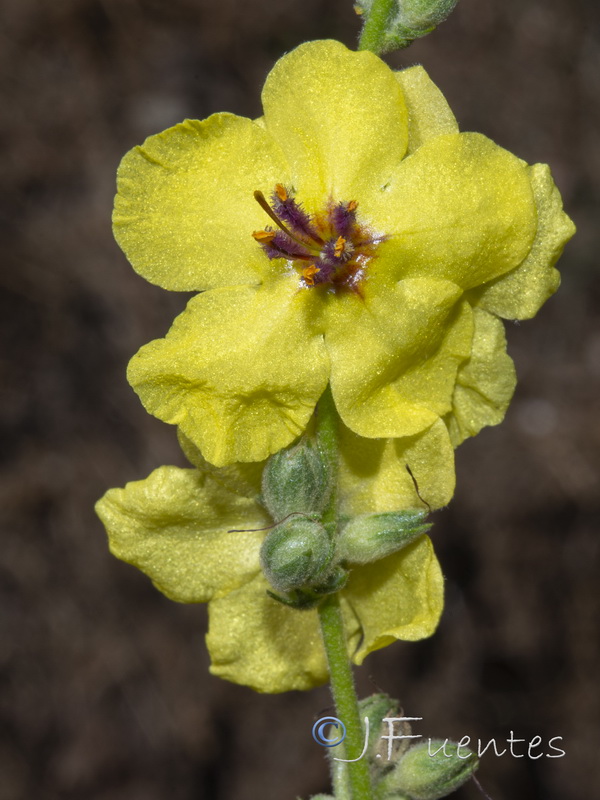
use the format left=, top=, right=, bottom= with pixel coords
left=252, top=230, right=276, bottom=243
left=302, top=265, right=320, bottom=286
left=347, top=200, right=358, bottom=212
left=334, top=236, right=347, bottom=258
left=275, top=184, right=288, bottom=202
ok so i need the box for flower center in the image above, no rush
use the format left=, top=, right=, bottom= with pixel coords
left=252, top=184, right=382, bottom=290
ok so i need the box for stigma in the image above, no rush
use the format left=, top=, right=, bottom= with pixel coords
left=251, top=185, right=382, bottom=289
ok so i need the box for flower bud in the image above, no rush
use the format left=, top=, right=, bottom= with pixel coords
left=260, top=517, right=333, bottom=593
left=359, top=692, right=399, bottom=728
left=261, top=439, right=331, bottom=520
left=382, top=741, right=478, bottom=800
left=358, top=693, right=412, bottom=770
left=336, top=511, right=431, bottom=565
left=394, top=0, right=459, bottom=36
left=356, top=0, right=459, bottom=51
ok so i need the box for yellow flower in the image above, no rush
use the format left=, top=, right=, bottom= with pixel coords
left=95, top=420, right=452, bottom=692
left=115, top=40, right=574, bottom=467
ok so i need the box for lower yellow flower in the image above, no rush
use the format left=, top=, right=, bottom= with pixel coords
left=114, top=40, right=575, bottom=467
left=95, top=421, right=452, bottom=692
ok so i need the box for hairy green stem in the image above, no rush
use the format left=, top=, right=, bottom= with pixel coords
left=316, top=384, right=339, bottom=534
left=318, top=595, right=373, bottom=800
left=358, top=0, right=397, bottom=54
left=315, top=386, right=373, bottom=800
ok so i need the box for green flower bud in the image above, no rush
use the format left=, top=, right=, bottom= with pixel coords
left=260, top=517, right=333, bottom=593
left=336, top=511, right=431, bottom=565
left=358, top=693, right=412, bottom=771
left=382, top=741, right=478, bottom=800
left=359, top=693, right=399, bottom=729
left=394, top=0, right=458, bottom=36
left=356, top=0, right=459, bottom=51
left=261, top=439, right=331, bottom=520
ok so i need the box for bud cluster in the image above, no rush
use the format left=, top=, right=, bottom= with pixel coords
left=356, top=695, right=478, bottom=800
left=258, top=437, right=434, bottom=608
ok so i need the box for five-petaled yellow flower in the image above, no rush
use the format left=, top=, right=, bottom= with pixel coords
left=96, top=421, right=453, bottom=692
left=115, top=40, right=574, bottom=467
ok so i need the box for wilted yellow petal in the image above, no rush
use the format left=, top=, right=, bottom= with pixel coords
left=338, top=418, right=455, bottom=514
left=395, top=65, right=458, bottom=154
left=345, top=536, right=444, bottom=663
left=262, top=40, right=408, bottom=206
left=445, top=308, right=516, bottom=446
left=113, top=114, right=289, bottom=291
left=127, top=280, right=329, bottom=466
left=95, top=467, right=268, bottom=603
left=471, top=163, right=576, bottom=319
left=206, top=572, right=329, bottom=692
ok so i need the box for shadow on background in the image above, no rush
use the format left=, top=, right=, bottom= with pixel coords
left=1, top=1, right=599, bottom=798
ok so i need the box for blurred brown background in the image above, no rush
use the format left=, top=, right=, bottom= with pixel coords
left=1, top=0, right=598, bottom=798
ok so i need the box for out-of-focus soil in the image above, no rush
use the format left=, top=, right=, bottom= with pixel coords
left=1, top=1, right=599, bottom=799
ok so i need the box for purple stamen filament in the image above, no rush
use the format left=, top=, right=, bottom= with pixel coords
left=252, top=186, right=381, bottom=289
left=253, top=191, right=321, bottom=254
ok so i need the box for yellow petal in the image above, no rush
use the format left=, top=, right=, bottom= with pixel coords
left=95, top=467, right=268, bottom=603
left=325, top=278, right=472, bottom=438
left=127, top=280, right=329, bottom=466
left=113, top=114, right=290, bottom=291
left=344, top=536, right=444, bottom=663
left=365, top=133, right=537, bottom=290
left=178, top=430, right=264, bottom=500
left=262, top=40, right=407, bottom=207
left=445, top=308, right=516, bottom=446
left=206, top=572, right=329, bottom=692
left=471, top=163, right=576, bottom=319
left=338, top=418, right=455, bottom=514
left=394, top=66, right=458, bottom=154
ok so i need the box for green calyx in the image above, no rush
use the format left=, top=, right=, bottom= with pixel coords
left=378, top=740, right=478, bottom=800
left=265, top=564, right=348, bottom=610
left=336, top=511, right=432, bottom=565
left=261, top=437, right=331, bottom=521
